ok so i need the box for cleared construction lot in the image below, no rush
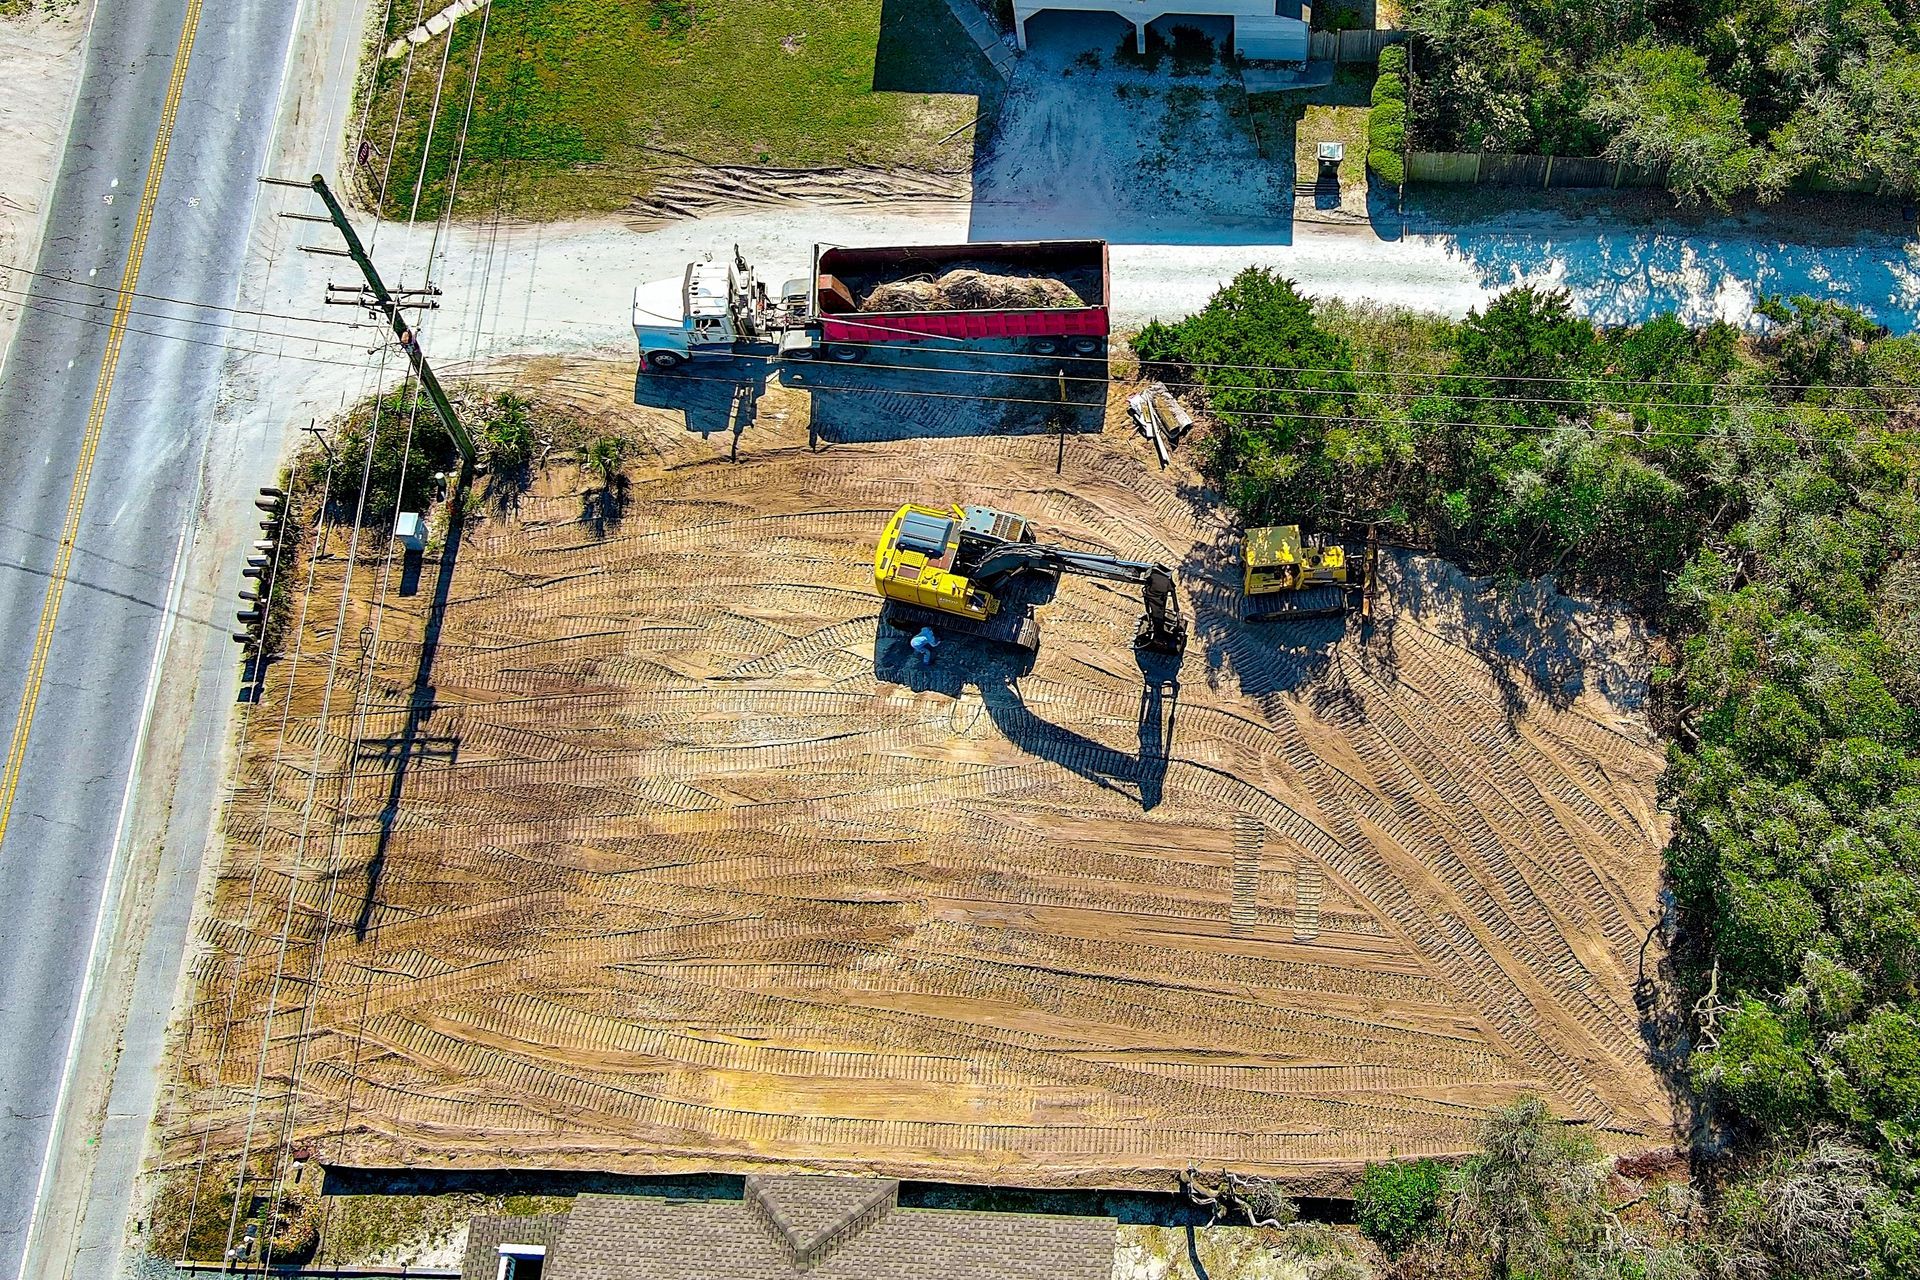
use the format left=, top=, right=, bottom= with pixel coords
left=167, top=364, right=1673, bottom=1191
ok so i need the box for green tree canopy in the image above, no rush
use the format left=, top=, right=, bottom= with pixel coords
left=1585, top=43, right=1767, bottom=207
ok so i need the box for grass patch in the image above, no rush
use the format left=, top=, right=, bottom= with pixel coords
left=361, top=0, right=1000, bottom=220
left=319, top=1193, right=486, bottom=1265
left=1246, top=68, right=1376, bottom=179
left=1296, top=104, right=1369, bottom=187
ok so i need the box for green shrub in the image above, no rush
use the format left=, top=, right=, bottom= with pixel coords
left=1367, top=147, right=1405, bottom=183
left=1691, top=1000, right=1818, bottom=1132
left=1376, top=44, right=1406, bottom=77
left=585, top=435, right=627, bottom=485
left=1354, top=1158, right=1443, bottom=1254
left=1368, top=97, right=1406, bottom=182
left=480, top=392, right=535, bottom=473
left=1371, top=72, right=1406, bottom=107
left=302, top=385, right=455, bottom=526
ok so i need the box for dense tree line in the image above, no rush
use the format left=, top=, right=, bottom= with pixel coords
left=1400, top=0, right=1920, bottom=204
left=1137, top=270, right=1920, bottom=1277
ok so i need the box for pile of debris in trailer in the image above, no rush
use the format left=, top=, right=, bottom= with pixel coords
left=859, top=266, right=1090, bottom=313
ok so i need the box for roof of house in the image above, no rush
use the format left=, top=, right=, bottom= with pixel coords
left=460, top=1177, right=1116, bottom=1280
left=461, top=1212, right=569, bottom=1280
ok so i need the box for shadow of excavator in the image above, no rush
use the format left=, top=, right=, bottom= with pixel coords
left=872, top=615, right=1180, bottom=811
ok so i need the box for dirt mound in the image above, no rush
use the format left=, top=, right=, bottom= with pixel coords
left=862, top=267, right=1083, bottom=313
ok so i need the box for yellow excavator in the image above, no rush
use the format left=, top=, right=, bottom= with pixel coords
left=874, top=503, right=1187, bottom=656
left=1242, top=524, right=1375, bottom=623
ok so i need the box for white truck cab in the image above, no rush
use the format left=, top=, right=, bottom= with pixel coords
left=633, top=261, right=738, bottom=369
left=633, top=248, right=800, bottom=370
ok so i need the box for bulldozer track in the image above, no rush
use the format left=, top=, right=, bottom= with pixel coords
left=170, top=379, right=1674, bottom=1186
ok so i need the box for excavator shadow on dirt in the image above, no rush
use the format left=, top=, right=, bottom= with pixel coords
left=872, top=605, right=1181, bottom=812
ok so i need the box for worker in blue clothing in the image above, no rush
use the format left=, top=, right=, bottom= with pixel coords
left=909, top=626, right=940, bottom=666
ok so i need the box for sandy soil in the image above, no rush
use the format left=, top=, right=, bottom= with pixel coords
left=966, top=15, right=1294, bottom=243
left=1116, top=1224, right=1372, bottom=1280
left=0, top=5, right=88, bottom=361
left=162, top=361, right=1673, bottom=1194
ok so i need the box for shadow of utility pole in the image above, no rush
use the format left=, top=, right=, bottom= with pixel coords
left=353, top=490, right=468, bottom=941
left=1185, top=1224, right=1211, bottom=1280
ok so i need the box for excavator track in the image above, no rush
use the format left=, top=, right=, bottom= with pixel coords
left=885, top=600, right=1041, bottom=653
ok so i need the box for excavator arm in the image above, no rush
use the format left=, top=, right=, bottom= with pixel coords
left=971, top=540, right=1187, bottom=657
left=969, top=541, right=1164, bottom=587
left=873, top=504, right=1186, bottom=658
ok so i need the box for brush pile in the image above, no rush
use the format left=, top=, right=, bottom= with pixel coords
left=862, top=268, right=1083, bottom=313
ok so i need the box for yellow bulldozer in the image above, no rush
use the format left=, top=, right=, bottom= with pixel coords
left=1241, top=524, right=1375, bottom=623
left=874, top=503, right=1187, bottom=656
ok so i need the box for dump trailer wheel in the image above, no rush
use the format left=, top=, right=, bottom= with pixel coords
left=1029, top=337, right=1062, bottom=356
left=644, top=350, right=686, bottom=371
left=1069, top=335, right=1105, bottom=357
left=827, top=343, right=864, bottom=362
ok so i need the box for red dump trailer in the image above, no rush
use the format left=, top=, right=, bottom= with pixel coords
left=810, top=240, right=1110, bottom=359
left=631, top=240, right=1111, bottom=370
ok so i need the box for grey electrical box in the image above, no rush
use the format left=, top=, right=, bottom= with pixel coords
left=394, top=511, right=427, bottom=552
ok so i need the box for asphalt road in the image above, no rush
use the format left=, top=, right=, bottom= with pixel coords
left=0, top=2, right=301, bottom=1277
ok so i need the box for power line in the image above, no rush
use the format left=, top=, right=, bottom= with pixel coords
left=0, top=281, right=381, bottom=353
left=670, top=365, right=1914, bottom=444
left=0, top=281, right=401, bottom=370
left=770, top=348, right=1906, bottom=418
left=778, top=318, right=1919, bottom=397
left=7, top=265, right=1910, bottom=445
left=0, top=255, right=374, bottom=331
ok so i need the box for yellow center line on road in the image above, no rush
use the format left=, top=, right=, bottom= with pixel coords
left=0, top=0, right=204, bottom=850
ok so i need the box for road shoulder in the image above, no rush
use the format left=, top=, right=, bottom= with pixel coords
left=0, top=2, right=96, bottom=370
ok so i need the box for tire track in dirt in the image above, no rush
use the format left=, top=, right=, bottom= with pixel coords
left=168, top=374, right=1674, bottom=1185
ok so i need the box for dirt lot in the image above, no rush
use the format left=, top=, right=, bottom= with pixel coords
left=163, top=360, right=1673, bottom=1196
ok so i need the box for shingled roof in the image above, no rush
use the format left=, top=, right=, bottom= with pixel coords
left=460, top=1212, right=567, bottom=1280
left=460, top=1177, right=1116, bottom=1280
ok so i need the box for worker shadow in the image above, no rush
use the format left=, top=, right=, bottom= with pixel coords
left=785, top=344, right=1108, bottom=445
left=633, top=355, right=770, bottom=447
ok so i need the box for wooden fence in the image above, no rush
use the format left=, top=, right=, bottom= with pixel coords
left=1307, top=29, right=1406, bottom=64
left=1406, top=151, right=1668, bottom=190
left=1404, top=149, right=1890, bottom=194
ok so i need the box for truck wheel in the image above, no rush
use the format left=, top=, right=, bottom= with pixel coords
left=1069, top=336, right=1105, bottom=357
left=827, top=344, right=864, bottom=362
left=1029, top=337, right=1061, bottom=356
left=645, top=350, right=685, bottom=371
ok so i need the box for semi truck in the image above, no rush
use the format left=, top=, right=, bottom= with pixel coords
left=632, top=240, right=1110, bottom=370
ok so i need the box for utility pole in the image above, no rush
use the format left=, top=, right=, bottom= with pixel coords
left=300, top=173, right=474, bottom=466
